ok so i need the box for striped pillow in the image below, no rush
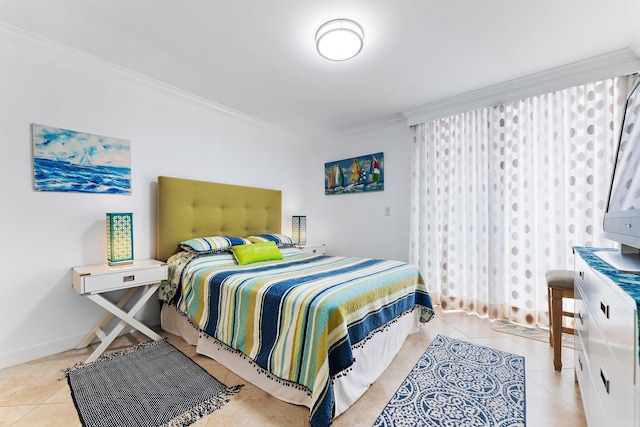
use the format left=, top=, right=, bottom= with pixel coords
left=179, top=235, right=251, bottom=254
left=247, top=233, right=297, bottom=247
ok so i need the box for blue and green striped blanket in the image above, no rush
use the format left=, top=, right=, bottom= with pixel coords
left=163, top=247, right=433, bottom=427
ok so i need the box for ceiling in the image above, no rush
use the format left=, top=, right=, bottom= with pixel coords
left=1, top=1, right=640, bottom=139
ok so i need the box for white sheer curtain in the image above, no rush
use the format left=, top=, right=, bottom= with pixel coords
left=409, top=75, right=636, bottom=326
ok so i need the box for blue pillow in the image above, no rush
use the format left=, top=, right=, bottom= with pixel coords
left=179, top=235, right=251, bottom=254
left=247, top=234, right=297, bottom=247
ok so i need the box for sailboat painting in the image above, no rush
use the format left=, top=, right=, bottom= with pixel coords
left=32, top=124, right=131, bottom=194
left=325, top=152, right=384, bottom=195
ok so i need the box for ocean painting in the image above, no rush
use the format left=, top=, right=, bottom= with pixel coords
left=32, top=124, right=131, bottom=194
left=325, top=152, right=384, bottom=195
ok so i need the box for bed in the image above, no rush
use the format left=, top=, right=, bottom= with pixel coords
left=156, top=176, right=434, bottom=427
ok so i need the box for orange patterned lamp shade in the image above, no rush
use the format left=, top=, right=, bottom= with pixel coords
left=106, top=213, right=134, bottom=265
left=292, top=215, right=307, bottom=245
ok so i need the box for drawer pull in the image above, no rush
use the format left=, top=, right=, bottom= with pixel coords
left=123, top=275, right=135, bottom=282
left=600, top=301, right=610, bottom=319
left=578, top=355, right=583, bottom=372
left=600, top=368, right=610, bottom=394
left=577, top=311, right=584, bottom=325
left=579, top=270, right=584, bottom=280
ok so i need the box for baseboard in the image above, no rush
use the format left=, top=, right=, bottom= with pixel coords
left=0, top=323, right=160, bottom=369
left=0, top=334, right=85, bottom=369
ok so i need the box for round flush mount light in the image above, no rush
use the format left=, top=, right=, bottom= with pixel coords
left=315, top=19, right=364, bottom=61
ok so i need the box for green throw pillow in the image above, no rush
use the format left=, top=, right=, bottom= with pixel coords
left=231, top=241, right=283, bottom=265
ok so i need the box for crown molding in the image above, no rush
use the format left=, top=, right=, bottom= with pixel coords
left=312, top=112, right=406, bottom=142
left=402, top=48, right=640, bottom=126
left=0, top=21, right=280, bottom=131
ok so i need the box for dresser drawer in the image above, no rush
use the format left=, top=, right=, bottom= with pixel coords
left=589, top=322, right=635, bottom=426
left=72, top=260, right=167, bottom=294
left=574, top=255, right=591, bottom=300
left=574, top=346, right=589, bottom=410
left=588, top=272, right=636, bottom=381
left=574, top=281, right=589, bottom=350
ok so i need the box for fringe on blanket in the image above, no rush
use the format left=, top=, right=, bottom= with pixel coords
left=169, top=303, right=434, bottom=388
left=166, top=303, right=314, bottom=396
left=199, top=333, right=314, bottom=396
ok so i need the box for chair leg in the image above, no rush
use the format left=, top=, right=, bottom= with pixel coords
left=551, top=290, right=563, bottom=371
left=548, top=290, right=553, bottom=346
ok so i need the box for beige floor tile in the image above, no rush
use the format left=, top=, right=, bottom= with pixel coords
left=0, top=361, right=69, bottom=406
left=411, top=316, right=471, bottom=343
left=526, top=376, right=586, bottom=427
left=333, top=381, right=391, bottom=427
left=0, top=406, right=36, bottom=427
left=376, top=350, right=420, bottom=386
left=437, top=312, right=505, bottom=339
left=43, top=386, right=73, bottom=404
left=204, top=382, right=308, bottom=426
left=527, top=368, right=583, bottom=412
left=0, top=331, right=160, bottom=407
left=9, top=403, right=81, bottom=427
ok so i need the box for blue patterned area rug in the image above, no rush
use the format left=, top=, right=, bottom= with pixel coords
left=64, top=340, right=242, bottom=427
left=374, top=334, right=526, bottom=426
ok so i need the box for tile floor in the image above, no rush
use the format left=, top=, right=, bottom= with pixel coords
left=0, top=306, right=585, bottom=426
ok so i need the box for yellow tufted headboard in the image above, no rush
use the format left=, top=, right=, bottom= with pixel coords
left=157, top=176, right=282, bottom=261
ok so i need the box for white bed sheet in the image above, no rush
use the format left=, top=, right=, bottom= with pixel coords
left=160, top=303, right=421, bottom=417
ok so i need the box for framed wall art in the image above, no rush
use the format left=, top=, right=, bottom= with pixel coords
left=325, top=152, right=383, bottom=195
left=32, top=124, right=131, bottom=194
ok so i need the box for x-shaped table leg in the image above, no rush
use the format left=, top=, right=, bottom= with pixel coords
left=77, top=284, right=162, bottom=363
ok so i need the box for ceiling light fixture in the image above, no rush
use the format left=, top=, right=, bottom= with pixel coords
left=315, top=19, right=364, bottom=61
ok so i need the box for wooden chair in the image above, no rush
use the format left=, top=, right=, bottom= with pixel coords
left=546, top=269, right=575, bottom=371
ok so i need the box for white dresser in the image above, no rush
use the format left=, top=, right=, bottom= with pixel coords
left=574, top=247, right=640, bottom=427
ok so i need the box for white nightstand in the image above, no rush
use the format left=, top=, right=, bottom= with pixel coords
left=297, top=243, right=326, bottom=255
left=72, top=259, right=168, bottom=362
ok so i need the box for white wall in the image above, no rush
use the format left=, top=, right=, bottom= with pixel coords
left=302, top=118, right=413, bottom=262
left=0, top=28, right=307, bottom=368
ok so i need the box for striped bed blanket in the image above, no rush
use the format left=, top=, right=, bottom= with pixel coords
left=161, top=247, right=434, bottom=427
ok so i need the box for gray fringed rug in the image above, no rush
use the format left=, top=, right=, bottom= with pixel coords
left=374, top=334, right=526, bottom=426
left=491, top=319, right=576, bottom=349
left=64, top=340, right=242, bottom=427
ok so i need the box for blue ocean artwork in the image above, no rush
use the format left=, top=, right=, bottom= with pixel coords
left=325, top=152, right=384, bottom=195
left=32, top=124, right=131, bottom=194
